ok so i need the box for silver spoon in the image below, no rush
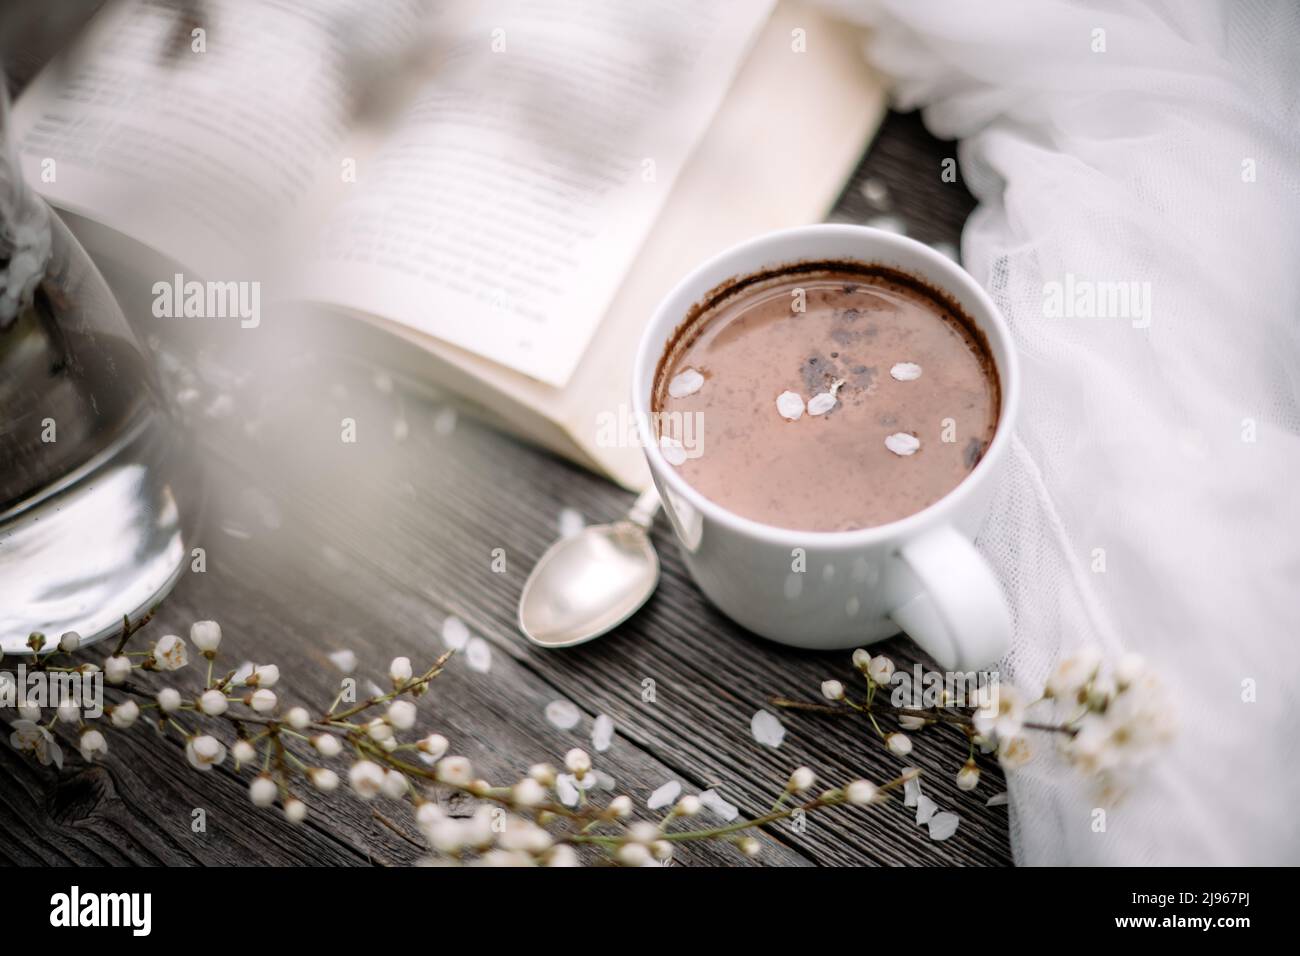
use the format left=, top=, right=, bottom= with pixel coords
left=518, top=488, right=661, bottom=648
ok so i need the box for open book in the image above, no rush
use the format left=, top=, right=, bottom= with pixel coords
left=13, top=0, right=884, bottom=489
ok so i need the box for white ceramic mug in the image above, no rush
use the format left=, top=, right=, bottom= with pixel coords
left=632, top=225, right=1018, bottom=670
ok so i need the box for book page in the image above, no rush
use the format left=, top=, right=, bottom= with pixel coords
left=369, top=0, right=886, bottom=489
left=11, top=0, right=430, bottom=277
left=290, top=0, right=775, bottom=386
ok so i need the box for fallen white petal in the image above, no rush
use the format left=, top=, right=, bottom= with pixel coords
left=750, top=709, right=786, bottom=748
left=916, top=794, right=939, bottom=826
left=442, top=617, right=469, bottom=650
left=659, top=435, right=687, bottom=467
left=592, top=714, right=615, bottom=752
left=986, top=792, right=1009, bottom=807
left=558, top=508, right=585, bottom=538
left=890, top=362, right=922, bottom=381
left=776, top=391, right=805, bottom=421
left=647, top=780, right=682, bottom=810
left=698, top=788, right=739, bottom=822
left=465, top=637, right=492, bottom=673
left=927, top=811, right=961, bottom=841
left=885, top=432, right=921, bottom=456
left=903, top=771, right=922, bottom=808
left=668, top=368, right=705, bottom=398
left=545, top=700, right=582, bottom=730
left=807, top=392, right=837, bottom=416
left=327, top=650, right=357, bottom=674
left=556, top=774, right=580, bottom=807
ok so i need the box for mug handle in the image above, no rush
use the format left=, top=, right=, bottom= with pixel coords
left=889, top=525, right=1011, bottom=670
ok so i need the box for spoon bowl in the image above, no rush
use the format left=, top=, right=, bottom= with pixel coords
left=518, top=490, right=660, bottom=648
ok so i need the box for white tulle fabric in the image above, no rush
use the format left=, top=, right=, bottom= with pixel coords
left=829, top=0, right=1300, bottom=864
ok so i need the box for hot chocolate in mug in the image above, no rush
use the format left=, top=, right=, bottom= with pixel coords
left=632, top=224, right=1018, bottom=670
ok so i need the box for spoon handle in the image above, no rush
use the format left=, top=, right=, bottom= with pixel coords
left=625, top=486, right=661, bottom=529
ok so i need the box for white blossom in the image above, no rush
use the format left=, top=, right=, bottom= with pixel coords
left=821, top=679, right=845, bottom=701
left=186, top=735, right=226, bottom=771
left=499, top=816, right=553, bottom=854
left=956, top=761, right=980, bottom=791
left=157, top=688, right=182, bottom=713
left=314, top=734, right=342, bottom=758
left=349, top=760, right=386, bottom=799
left=513, top=777, right=547, bottom=807
left=416, top=801, right=444, bottom=827
left=608, top=795, right=633, bottom=818
left=851, top=648, right=871, bottom=671
left=57, top=699, right=80, bottom=724
left=9, top=720, right=63, bottom=768
left=1114, top=652, right=1147, bottom=688
left=386, top=699, right=417, bottom=730
left=886, top=733, right=913, bottom=756
left=675, top=794, right=701, bottom=817
left=389, top=656, right=413, bottom=684
left=528, top=762, right=557, bottom=786
left=738, top=837, right=762, bottom=858
left=59, top=631, right=81, bottom=653
left=998, top=736, right=1032, bottom=768
left=283, top=797, right=308, bottom=824
left=232, top=739, right=257, bottom=764
left=250, top=688, right=277, bottom=714
left=105, top=655, right=132, bottom=685
left=110, top=700, right=140, bottom=729
left=79, top=729, right=108, bottom=762
left=199, top=689, right=228, bottom=716
left=972, top=683, right=1026, bottom=742
left=152, top=634, right=188, bottom=671
left=417, top=733, right=449, bottom=763
left=628, top=821, right=659, bottom=844
left=564, top=748, right=591, bottom=776
left=366, top=718, right=393, bottom=742
left=435, top=755, right=473, bottom=786
left=788, top=767, right=816, bottom=792
left=284, top=706, right=310, bottom=730
left=546, top=845, right=580, bottom=867
left=250, top=774, right=278, bottom=807
left=616, top=842, right=651, bottom=866
left=381, top=769, right=408, bottom=799
left=1045, top=646, right=1102, bottom=700
left=190, top=620, right=222, bottom=654
left=867, top=655, right=895, bottom=685
left=251, top=664, right=280, bottom=688
left=308, top=767, right=339, bottom=792
left=845, top=779, right=877, bottom=805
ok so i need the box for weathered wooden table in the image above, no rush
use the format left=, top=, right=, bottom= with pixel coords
left=0, top=107, right=1011, bottom=867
